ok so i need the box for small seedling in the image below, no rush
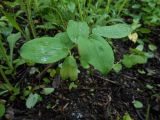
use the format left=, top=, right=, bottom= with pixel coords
left=132, top=100, right=143, bottom=109
left=20, top=20, right=132, bottom=81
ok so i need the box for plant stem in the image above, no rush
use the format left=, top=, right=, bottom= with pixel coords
left=105, top=0, right=112, bottom=14
left=88, top=0, right=92, bottom=6
left=0, top=36, right=13, bottom=71
left=36, top=63, right=55, bottom=80
left=117, top=0, right=128, bottom=16
left=77, top=0, right=83, bottom=21
left=49, top=7, right=66, bottom=29
left=0, top=66, right=13, bottom=90
left=26, top=0, right=36, bottom=38
left=145, top=104, right=150, bottom=120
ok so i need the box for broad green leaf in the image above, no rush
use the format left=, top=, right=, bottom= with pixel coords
left=20, top=33, right=72, bottom=64
left=0, top=103, right=5, bottom=117
left=54, top=32, right=73, bottom=48
left=67, top=20, right=89, bottom=43
left=7, top=32, right=21, bottom=63
left=133, top=100, right=143, bottom=109
left=78, top=34, right=114, bottom=74
left=26, top=93, right=39, bottom=109
left=60, top=56, right=78, bottom=81
left=92, top=24, right=132, bottom=39
left=122, top=54, right=148, bottom=68
left=42, top=88, right=55, bottom=95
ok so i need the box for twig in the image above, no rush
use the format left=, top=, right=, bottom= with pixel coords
left=93, top=74, right=121, bottom=85
left=36, top=63, right=54, bottom=79
left=145, top=104, right=150, bottom=120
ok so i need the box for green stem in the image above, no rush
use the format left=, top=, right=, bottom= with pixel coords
left=88, top=0, right=92, bottom=6
left=0, top=66, right=13, bottom=90
left=117, top=0, right=128, bottom=16
left=105, top=0, right=112, bottom=14
left=0, top=36, right=13, bottom=71
left=49, top=7, right=66, bottom=29
left=0, top=9, right=26, bottom=39
left=145, top=104, right=150, bottom=120
left=77, top=0, right=83, bottom=21
left=26, top=0, right=36, bottom=38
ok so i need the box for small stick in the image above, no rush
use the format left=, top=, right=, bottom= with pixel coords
left=93, top=74, right=120, bottom=85
left=36, top=63, right=54, bottom=79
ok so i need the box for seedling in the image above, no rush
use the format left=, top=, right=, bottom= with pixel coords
left=132, top=100, right=143, bottom=109
left=20, top=20, right=132, bottom=81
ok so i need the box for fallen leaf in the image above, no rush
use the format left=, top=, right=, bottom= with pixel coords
left=128, top=33, right=138, bottom=43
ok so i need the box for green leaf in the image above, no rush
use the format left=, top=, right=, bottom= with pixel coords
left=138, top=28, right=151, bottom=33
left=122, top=54, right=148, bottom=68
left=113, top=63, right=122, bottom=73
left=4, top=12, right=22, bottom=33
left=146, top=84, right=154, bottom=90
left=26, top=93, right=39, bottom=109
left=7, top=32, right=21, bottom=63
left=68, top=2, right=76, bottom=13
left=78, top=34, right=114, bottom=74
left=69, top=82, right=77, bottom=90
left=60, top=56, right=78, bottom=81
left=54, top=32, right=73, bottom=48
left=67, top=20, right=89, bottom=43
left=47, top=69, right=56, bottom=78
left=0, top=103, right=5, bottom=117
left=148, top=44, right=157, bottom=51
left=42, top=88, right=55, bottom=95
left=123, top=113, right=132, bottom=120
left=92, top=24, right=132, bottom=39
left=20, top=33, right=72, bottom=64
left=0, top=21, right=13, bottom=36
left=133, top=100, right=143, bottom=109
left=43, top=78, right=51, bottom=84
left=13, top=58, right=26, bottom=68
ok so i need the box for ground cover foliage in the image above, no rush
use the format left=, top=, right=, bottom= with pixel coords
left=0, top=0, right=160, bottom=119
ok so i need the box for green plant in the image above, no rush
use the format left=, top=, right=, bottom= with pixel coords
left=112, top=44, right=153, bottom=73
left=22, top=0, right=37, bottom=38
left=124, top=0, right=160, bottom=26
left=0, top=32, right=24, bottom=73
left=0, top=9, right=27, bottom=39
left=122, top=113, right=133, bottom=120
left=20, top=20, right=132, bottom=81
left=122, top=45, right=153, bottom=68
left=0, top=102, right=5, bottom=118
left=132, top=100, right=143, bottom=109
left=0, top=31, right=25, bottom=113
left=26, top=93, right=41, bottom=109
left=21, top=85, right=54, bottom=109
